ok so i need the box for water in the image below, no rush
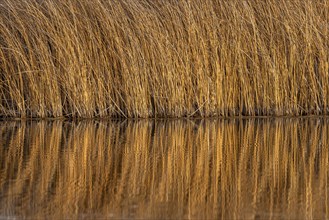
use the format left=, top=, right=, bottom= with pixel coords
left=0, top=119, right=328, bottom=219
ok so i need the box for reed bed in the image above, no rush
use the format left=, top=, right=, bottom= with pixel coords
left=0, top=0, right=328, bottom=118
left=0, top=120, right=328, bottom=219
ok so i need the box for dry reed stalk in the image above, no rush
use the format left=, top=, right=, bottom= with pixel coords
left=0, top=0, right=328, bottom=118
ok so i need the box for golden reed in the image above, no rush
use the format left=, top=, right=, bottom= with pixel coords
left=0, top=0, right=328, bottom=118
left=0, top=119, right=328, bottom=219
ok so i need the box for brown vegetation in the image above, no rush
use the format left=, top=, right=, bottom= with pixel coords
left=0, top=119, right=328, bottom=219
left=0, top=0, right=328, bottom=118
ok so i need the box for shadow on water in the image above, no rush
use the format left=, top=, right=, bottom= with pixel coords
left=0, top=119, right=328, bottom=219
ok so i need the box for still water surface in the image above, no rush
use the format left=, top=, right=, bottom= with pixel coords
left=0, top=119, right=328, bottom=219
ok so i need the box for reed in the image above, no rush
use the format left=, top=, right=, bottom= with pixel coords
left=0, top=120, right=328, bottom=219
left=0, top=0, right=328, bottom=118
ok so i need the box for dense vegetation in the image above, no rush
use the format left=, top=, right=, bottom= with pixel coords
left=0, top=0, right=328, bottom=118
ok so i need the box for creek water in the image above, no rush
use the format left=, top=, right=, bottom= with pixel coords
left=0, top=119, right=328, bottom=219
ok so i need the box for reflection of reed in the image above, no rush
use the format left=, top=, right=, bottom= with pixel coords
left=0, top=120, right=328, bottom=219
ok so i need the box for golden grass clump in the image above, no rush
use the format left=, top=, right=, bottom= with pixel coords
left=0, top=0, right=328, bottom=118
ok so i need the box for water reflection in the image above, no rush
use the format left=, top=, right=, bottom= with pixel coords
left=0, top=119, right=328, bottom=219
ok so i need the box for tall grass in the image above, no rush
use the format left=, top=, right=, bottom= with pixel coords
left=0, top=120, right=328, bottom=219
left=0, top=0, right=328, bottom=118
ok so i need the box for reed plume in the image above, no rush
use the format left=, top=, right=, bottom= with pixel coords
left=0, top=0, right=328, bottom=118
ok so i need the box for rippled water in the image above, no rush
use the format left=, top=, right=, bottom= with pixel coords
left=0, top=119, right=328, bottom=219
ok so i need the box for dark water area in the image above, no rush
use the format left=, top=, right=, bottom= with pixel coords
left=0, top=119, right=328, bottom=219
